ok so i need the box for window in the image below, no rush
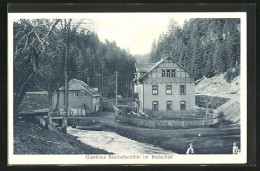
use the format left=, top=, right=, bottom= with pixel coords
left=84, top=93, right=87, bottom=96
left=162, top=70, right=165, bottom=77
left=171, top=69, right=176, bottom=77
left=166, top=85, right=172, bottom=95
left=166, top=101, right=172, bottom=111
left=74, top=92, right=79, bottom=97
left=167, top=69, right=171, bottom=77
left=180, top=101, right=186, bottom=110
left=152, top=101, right=158, bottom=110
left=152, top=85, right=158, bottom=95
left=180, top=85, right=186, bottom=95
left=163, top=69, right=175, bottom=77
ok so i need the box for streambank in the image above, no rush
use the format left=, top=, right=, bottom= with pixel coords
left=102, top=123, right=240, bottom=154
left=71, top=115, right=240, bottom=154
left=67, top=127, right=175, bottom=154
left=14, top=120, right=111, bottom=154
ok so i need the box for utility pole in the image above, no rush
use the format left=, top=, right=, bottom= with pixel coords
left=62, top=19, right=71, bottom=133
left=115, top=71, right=119, bottom=119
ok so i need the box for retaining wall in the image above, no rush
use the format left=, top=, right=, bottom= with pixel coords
left=144, top=109, right=196, bottom=119
left=117, top=115, right=218, bottom=129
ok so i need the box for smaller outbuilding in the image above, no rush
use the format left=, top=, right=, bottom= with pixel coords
left=52, top=79, right=100, bottom=116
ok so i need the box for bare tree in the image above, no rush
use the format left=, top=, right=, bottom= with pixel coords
left=57, top=19, right=89, bottom=132
left=13, top=19, right=61, bottom=115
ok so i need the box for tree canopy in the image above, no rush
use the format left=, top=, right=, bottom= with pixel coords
left=148, top=18, right=240, bottom=80
left=13, top=19, right=136, bottom=113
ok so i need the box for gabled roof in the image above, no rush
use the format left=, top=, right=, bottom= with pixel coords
left=59, top=79, right=99, bottom=97
left=138, top=57, right=194, bottom=81
left=135, top=63, right=156, bottom=73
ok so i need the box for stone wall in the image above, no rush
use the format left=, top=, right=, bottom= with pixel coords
left=117, top=114, right=215, bottom=129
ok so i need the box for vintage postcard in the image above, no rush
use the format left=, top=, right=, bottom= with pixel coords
left=8, top=10, right=247, bottom=165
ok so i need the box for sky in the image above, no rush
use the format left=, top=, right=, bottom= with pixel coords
left=14, top=13, right=186, bottom=56
left=11, top=12, right=244, bottom=56
left=90, top=13, right=189, bottom=55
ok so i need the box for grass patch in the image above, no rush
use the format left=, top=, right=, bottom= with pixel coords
left=101, top=122, right=240, bottom=154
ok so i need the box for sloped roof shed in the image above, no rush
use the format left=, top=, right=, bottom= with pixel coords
left=59, top=79, right=100, bottom=97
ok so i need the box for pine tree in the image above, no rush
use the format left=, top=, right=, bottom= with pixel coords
left=223, top=20, right=235, bottom=69
left=213, top=44, right=225, bottom=74
left=192, top=41, right=203, bottom=78
left=147, top=18, right=240, bottom=80
left=205, top=55, right=214, bottom=77
left=149, top=39, right=157, bottom=62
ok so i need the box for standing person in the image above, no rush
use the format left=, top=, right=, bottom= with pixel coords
left=233, top=142, right=239, bottom=154
left=186, top=143, right=195, bottom=154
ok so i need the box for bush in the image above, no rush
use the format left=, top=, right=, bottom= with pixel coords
left=219, top=119, right=233, bottom=128
left=195, top=95, right=229, bottom=109
left=224, top=66, right=240, bottom=83
left=195, top=108, right=206, bottom=117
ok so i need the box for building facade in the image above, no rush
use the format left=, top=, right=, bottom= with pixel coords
left=133, top=57, right=195, bottom=117
left=52, top=79, right=100, bottom=116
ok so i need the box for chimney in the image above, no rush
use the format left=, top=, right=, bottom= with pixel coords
left=93, top=88, right=99, bottom=93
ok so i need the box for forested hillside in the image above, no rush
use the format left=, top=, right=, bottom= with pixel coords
left=13, top=18, right=241, bottom=114
left=149, top=18, right=240, bottom=80
left=13, top=19, right=135, bottom=113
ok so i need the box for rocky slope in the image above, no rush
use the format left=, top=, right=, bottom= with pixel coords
left=195, top=74, right=240, bottom=123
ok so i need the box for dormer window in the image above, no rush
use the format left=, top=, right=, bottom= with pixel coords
left=162, top=70, right=165, bottom=77
left=167, top=70, right=171, bottom=77
left=171, top=69, right=176, bottom=77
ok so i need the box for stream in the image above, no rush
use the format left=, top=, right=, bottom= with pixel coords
left=67, top=127, right=175, bottom=154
